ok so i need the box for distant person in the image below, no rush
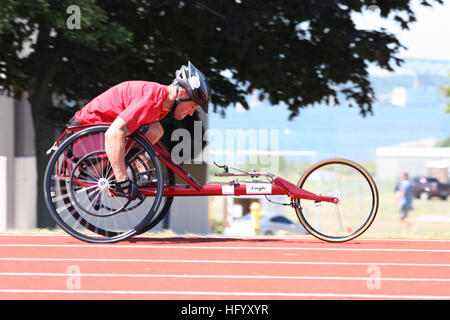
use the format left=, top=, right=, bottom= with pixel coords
left=395, top=172, right=418, bottom=235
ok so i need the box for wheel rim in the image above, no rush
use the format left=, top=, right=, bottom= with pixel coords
left=295, top=159, right=378, bottom=242
left=69, top=150, right=135, bottom=217
left=43, top=126, right=163, bottom=243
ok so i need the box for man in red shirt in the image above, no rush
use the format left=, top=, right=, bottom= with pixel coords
left=72, top=61, right=211, bottom=200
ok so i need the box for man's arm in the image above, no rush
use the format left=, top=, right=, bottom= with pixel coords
left=105, top=117, right=130, bottom=182
left=395, top=183, right=406, bottom=202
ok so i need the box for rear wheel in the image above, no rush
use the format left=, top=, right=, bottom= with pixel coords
left=43, top=125, right=163, bottom=243
left=294, top=159, right=379, bottom=242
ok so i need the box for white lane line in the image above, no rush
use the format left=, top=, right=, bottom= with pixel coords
left=1, top=272, right=450, bottom=282
left=1, top=257, right=450, bottom=267
left=0, top=244, right=449, bottom=252
left=0, top=289, right=448, bottom=299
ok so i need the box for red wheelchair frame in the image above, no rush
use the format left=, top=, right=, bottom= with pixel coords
left=146, top=140, right=338, bottom=204
left=51, top=123, right=338, bottom=205
left=45, top=123, right=378, bottom=243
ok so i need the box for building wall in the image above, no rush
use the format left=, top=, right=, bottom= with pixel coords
left=427, top=166, right=449, bottom=183
left=0, top=94, right=15, bottom=230
left=0, top=156, right=6, bottom=230
left=14, top=95, right=37, bottom=230
left=151, top=163, right=211, bottom=235
left=158, top=110, right=211, bottom=235
left=14, top=94, right=36, bottom=156
left=0, top=93, right=38, bottom=231
left=376, top=147, right=450, bottom=181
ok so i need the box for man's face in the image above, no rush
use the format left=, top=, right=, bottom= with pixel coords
left=173, top=91, right=199, bottom=120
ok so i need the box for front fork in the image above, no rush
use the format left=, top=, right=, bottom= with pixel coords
left=273, top=177, right=339, bottom=205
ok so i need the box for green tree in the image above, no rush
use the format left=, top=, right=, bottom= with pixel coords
left=0, top=0, right=443, bottom=227
left=437, top=71, right=450, bottom=146
left=442, top=72, right=450, bottom=114
left=436, top=136, right=450, bottom=148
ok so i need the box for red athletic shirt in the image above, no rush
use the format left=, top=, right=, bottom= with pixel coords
left=75, top=81, right=169, bottom=134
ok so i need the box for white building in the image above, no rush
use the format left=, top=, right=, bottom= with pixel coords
left=0, top=94, right=37, bottom=231
left=376, top=145, right=450, bottom=182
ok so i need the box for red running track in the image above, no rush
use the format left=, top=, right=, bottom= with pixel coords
left=0, top=233, right=449, bottom=300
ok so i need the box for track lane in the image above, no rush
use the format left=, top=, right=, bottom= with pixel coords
left=0, top=234, right=449, bottom=300
left=1, top=233, right=449, bottom=249
left=1, top=274, right=450, bottom=298
left=1, top=259, right=449, bottom=278
left=0, top=245, right=448, bottom=266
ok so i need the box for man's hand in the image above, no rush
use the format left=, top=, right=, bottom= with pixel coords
left=115, top=178, right=144, bottom=201
left=105, top=117, right=130, bottom=183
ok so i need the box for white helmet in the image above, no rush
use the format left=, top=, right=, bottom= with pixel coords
left=175, top=61, right=211, bottom=113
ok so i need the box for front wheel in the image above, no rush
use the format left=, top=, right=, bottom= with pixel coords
left=294, top=159, right=379, bottom=242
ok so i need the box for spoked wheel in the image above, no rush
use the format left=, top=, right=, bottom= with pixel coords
left=294, top=158, right=379, bottom=242
left=69, top=150, right=144, bottom=216
left=43, top=125, right=163, bottom=243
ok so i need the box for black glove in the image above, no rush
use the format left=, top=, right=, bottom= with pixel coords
left=115, top=178, right=144, bottom=201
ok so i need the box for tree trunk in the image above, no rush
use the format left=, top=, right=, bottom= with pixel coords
left=30, top=94, right=58, bottom=228
left=27, top=21, right=63, bottom=228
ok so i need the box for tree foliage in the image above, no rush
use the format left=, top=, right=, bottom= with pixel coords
left=1, top=0, right=444, bottom=117
left=442, top=72, right=450, bottom=114
left=0, top=0, right=443, bottom=226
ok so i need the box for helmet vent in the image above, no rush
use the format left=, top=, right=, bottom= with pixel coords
left=189, top=75, right=200, bottom=89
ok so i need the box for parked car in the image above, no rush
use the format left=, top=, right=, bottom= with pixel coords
left=223, top=213, right=308, bottom=236
left=411, top=176, right=450, bottom=200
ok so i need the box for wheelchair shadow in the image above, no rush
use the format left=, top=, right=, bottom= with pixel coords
left=127, top=234, right=318, bottom=245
